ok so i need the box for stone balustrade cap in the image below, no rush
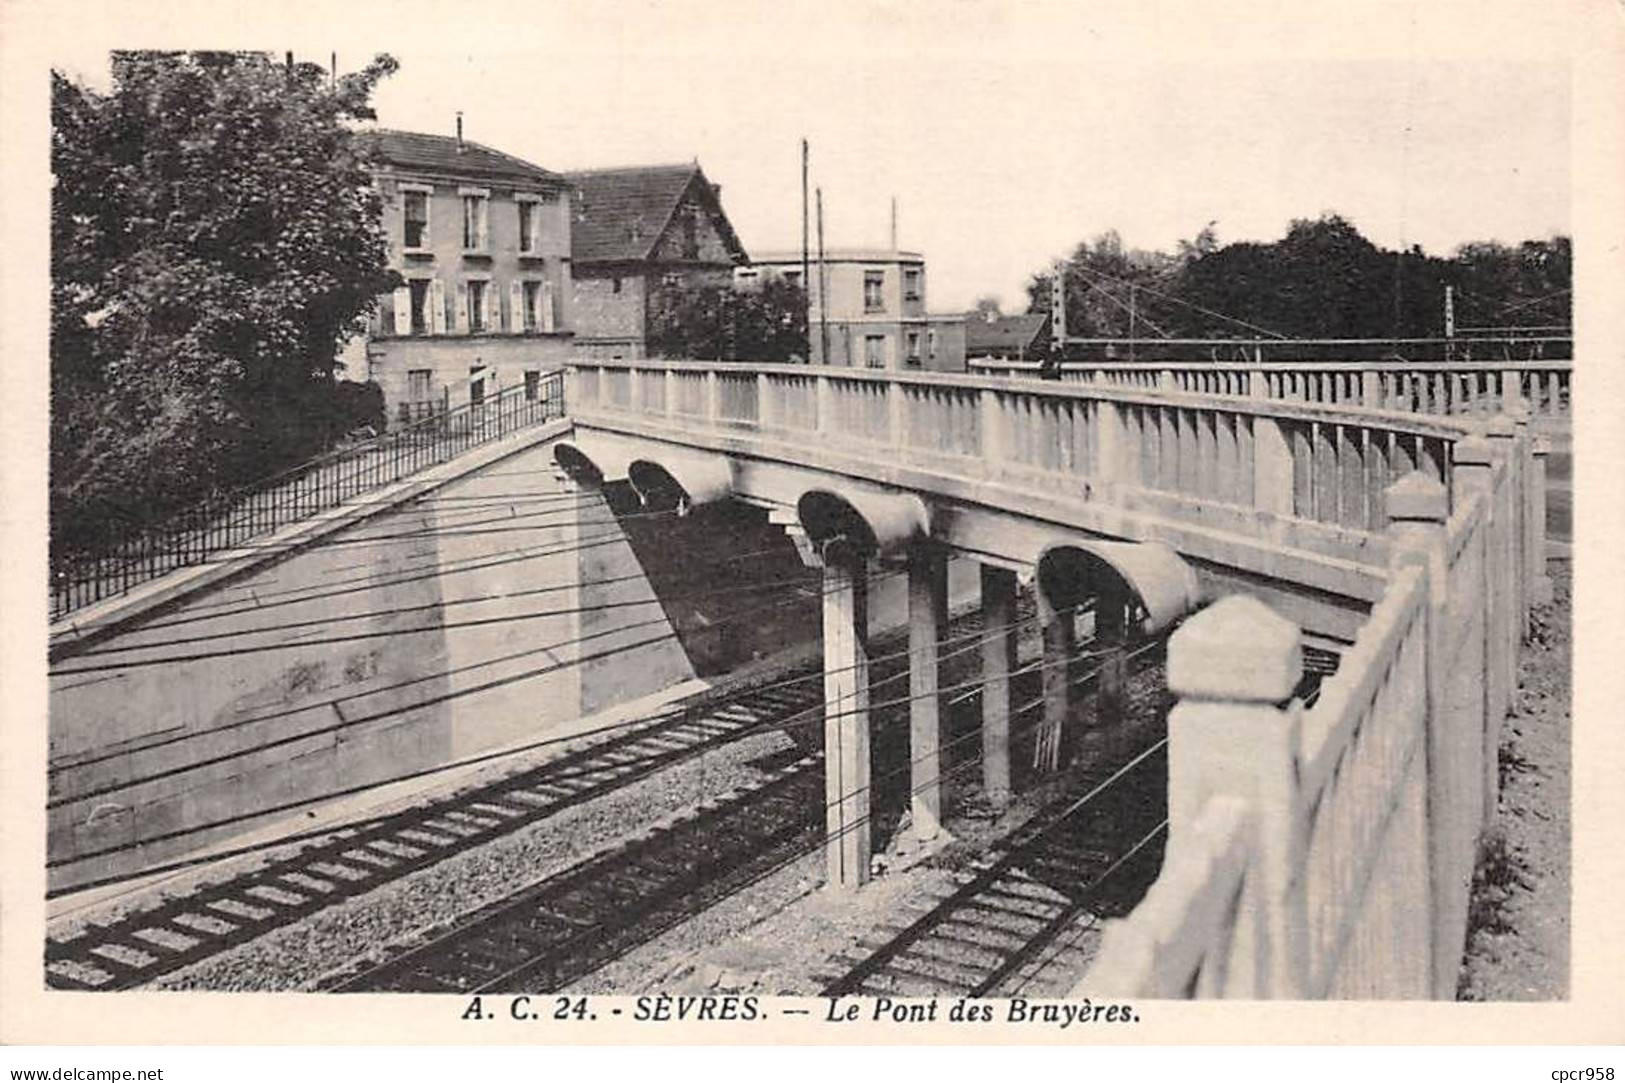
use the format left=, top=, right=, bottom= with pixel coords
left=1167, top=594, right=1302, bottom=703
left=1385, top=471, right=1448, bottom=522
left=1451, top=434, right=1496, bottom=467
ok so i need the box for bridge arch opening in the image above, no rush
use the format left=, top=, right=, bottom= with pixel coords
left=1034, top=540, right=1201, bottom=637
left=627, top=451, right=733, bottom=516
left=552, top=442, right=606, bottom=489
left=796, top=487, right=928, bottom=568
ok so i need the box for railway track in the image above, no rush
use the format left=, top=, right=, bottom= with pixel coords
left=818, top=741, right=1169, bottom=998
left=42, top=602, right=1008, bottom=992
left=817, top=644, right=1341, bottom=998
left=326, top=756, right=826, bottom=993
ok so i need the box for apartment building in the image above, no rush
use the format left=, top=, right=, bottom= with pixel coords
left=740, top=249, right=965, bottom=372
left=355, top=128, right=575, bottom=425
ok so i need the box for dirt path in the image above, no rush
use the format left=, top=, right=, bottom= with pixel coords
left=1457, top=562, right=1571, bottom=1000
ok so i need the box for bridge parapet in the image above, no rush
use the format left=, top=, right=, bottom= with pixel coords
left=968, top=358, right=1571, bottom=429
left=569, top=359, right=1481, bottom=553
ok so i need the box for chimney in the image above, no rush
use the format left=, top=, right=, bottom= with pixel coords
left=455, top=111, right=464, bottom=151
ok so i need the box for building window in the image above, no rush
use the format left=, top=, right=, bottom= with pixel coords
left=462, top=193, right=489, bottom=251
left=523, top=280, right=542, bottom=331
left=403, top=189, right=430, bottom=250
left=864, top=334, right=886, bottom=368
left=518, top=200, right=540, bottom=255
left=409, top=280, right=430, bottom=334
left=524, top=369, right=541, bottom=401
left=468, top=279, right=487, bottom=333
left=906, top=331, right=922, bottom=366
left=407, top=368, right=432, bottom=406
left=904, top=268, right=921, bottom=301
left=864, top=270, right=885, bottom=312
left=928, top=329, right=938, bottom=361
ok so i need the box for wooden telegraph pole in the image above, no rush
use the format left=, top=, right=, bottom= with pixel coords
left=817, top=187, right=829, bottom=365
left=801, top=139, right=811, bottom=363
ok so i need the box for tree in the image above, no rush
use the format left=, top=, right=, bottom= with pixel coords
left=647, top=278, right=809, bottom=362
left=50, top=51, right=400, bottom=557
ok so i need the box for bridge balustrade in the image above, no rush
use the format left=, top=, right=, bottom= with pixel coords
left=567, top=360, right=1474, bottom=549
left=1078, top=431, right=1534, bottom=1000
left=969, top=358, right=1571, bottom=426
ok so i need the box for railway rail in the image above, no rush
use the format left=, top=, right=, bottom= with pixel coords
left=42, top=602, right=1012, bottom=991
left=818, top=643, right=1341, bottom=998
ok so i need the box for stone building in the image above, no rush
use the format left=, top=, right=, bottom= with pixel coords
left=352, top=128, right=575, bottom=426
left=564, top=163, right=749, bottom=359
left=740, top=249, right=966, bottom=372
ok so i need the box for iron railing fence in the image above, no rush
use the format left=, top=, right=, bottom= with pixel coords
left=50, top=371, right=565, bottom=622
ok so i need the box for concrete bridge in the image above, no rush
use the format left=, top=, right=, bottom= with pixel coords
left=46, top=355, right=1563, bottom=996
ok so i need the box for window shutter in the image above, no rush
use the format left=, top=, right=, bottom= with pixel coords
left=510, top=280, right=525, bottom=334
left=542, top=280, right=557, bottom=332
left=484, top=281, right=498, bottom=332
left=392, top=286, right=411, bottom=335
left=430, top=279, right=448, bottom=334
left=455, top=281, right=470, bottom=334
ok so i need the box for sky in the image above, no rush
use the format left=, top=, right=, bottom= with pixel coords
left=44, top=0, right=1573, bottom=313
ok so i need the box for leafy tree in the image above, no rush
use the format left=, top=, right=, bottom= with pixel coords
left=648, top=278, right=809, bottom=362
left=50, top=50, right=400, bottom=557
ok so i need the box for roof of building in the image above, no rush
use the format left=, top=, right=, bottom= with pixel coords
left=363, top=128, right=565, bottom=187
left=965, top=312, right=1050, bottom=354
left=752, top=248, right=924, bottom=265
left=565, top=163, right=747, bottom=265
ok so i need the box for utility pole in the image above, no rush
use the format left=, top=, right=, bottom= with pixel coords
left=801, top=138, right=810, bottom=364
left=1049, top=259, right=1066, bottom=359
left=1129, top=283, right=1137, bottom=363
left=1444, top=285, right=1456, bottom=362
left=817, top=187, right=829, bottom=366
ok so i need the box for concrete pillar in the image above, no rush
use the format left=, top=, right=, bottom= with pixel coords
left=1486, top=412, right=1527, bottom=636
left=1361, top=369, right=1383, bottom=409
left=1164, top=594, right=1308, bottom=998
left=1034, top=587, right=1076, bottom=773
left=822, top=560, right=871, bottom=889
left=1530, top=436, right=1553, bottom=605
left=1385, top=472, right=1457, bottom=999
left=1095, top=584, right=1129, bottom=723
left=979, top=564, right=1018, bottom=810
left=907, top=544, right=948, bottom=841
left=1451, top=436, right=1506, bottom=830
left=1252, top=416, right=1295, bottom=517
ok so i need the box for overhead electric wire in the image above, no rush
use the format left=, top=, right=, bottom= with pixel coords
left=49, top=569, right=822, bottom=674
left=54, top=542, right=808, bottom=657
left=1065, top=262, right=1290, bottom=341
left=49, top=626, right=1161, bottom=904
left=47, top=571, right=906, bottom=806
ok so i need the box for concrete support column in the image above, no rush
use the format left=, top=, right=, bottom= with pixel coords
left=1530, top=436, right=1553, bottom=604
left=1096, top=586, right=1129, bottom=723
left=1252, top=415, right=1295, bottom=517
left=1034, top=587, right=1076, bottom=773
left=1486, top=413, right=1527, bottom=636
left=822, top=560, right=871, bottom=890
left=1451, top=437, right=1505, bottom=829
left=979, top=564, right=1019, bottom=810
left=1361, top=370, right=1383, bottom=409
left=1164, top=594, right=1309, bottom=998
left=907, top=544, right=948, bottom=841
left=1386, top=473, right=1457, bottom=999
